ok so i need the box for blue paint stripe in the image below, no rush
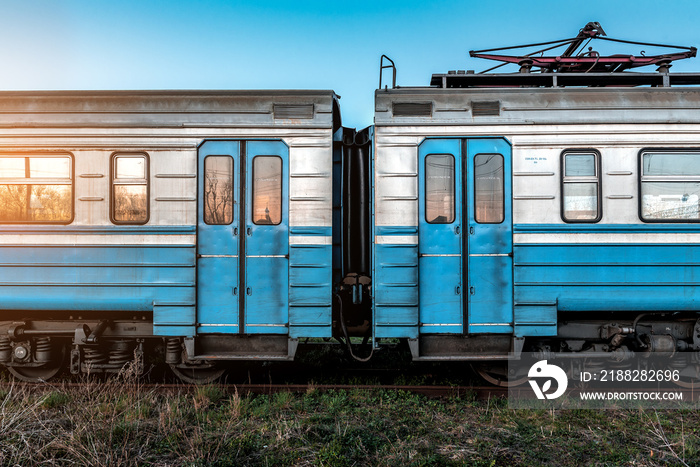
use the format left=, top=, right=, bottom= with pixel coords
left=516, top=286, right=700, bottom=312
left=375, top=225, right=418, bottom=236
left=515, top=244, right=700, bottom=266
left=0, top=246, right=194, bottom=266
left=516, top=265, right=700, bottom=285
left=0, top=286, right=194, bottom=311
left=289, top=226, right=332, bottom=236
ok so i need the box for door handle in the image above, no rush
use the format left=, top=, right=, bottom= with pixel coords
left=233, top=228, right=238, bottom=236
left=233, top=287, right=237, bottom=296
left=247, top=228, right=252, bottom=236
left=247, top=287, right=252, bottom=295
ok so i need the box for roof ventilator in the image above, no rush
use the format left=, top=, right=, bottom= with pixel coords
left=273, top=103, right=314, bottom=119
left=392, top=102, right=433, bottom=117
left=471, top=101, right=501, bottom=117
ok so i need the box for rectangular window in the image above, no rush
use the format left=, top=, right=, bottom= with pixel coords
left=641, top=151, right=700, bottom=221
left=562, top=151, right=600, bottom=222
left=474, top=154, right=504, bottom=223
left=0, top=155, right=73, bottom=223
left=204, top=156, right=234, bottom=225
left=112, top=153, right=148, bottom=224
left=252, top=156, right=282, bottom=225
left=425, top=154, right=455, bottom=223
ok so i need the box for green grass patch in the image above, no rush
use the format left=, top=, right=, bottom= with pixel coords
left=0, top=380, right=699, bottom=466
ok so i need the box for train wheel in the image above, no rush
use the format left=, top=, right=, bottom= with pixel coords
left=472, top=362, right=529, bottom=387
left=170, top=363, right=225, bottom=384
left=7, top=344, right=67, bottom=383
left=672, top=364, right=700, bottom=389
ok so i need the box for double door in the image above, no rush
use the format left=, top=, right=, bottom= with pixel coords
left=196, top=140, right=289, bottom=334
left=418, top=138, right=513, bottom=334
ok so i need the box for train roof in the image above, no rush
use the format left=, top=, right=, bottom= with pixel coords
left=0, top=90, right=340, bottom=129
left=374, top=85, right=700, bottom=126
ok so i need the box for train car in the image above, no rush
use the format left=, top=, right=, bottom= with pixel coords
left=371, top=25, right=700, bottom=384
left=0, top=90, right=364, bottom=382
left=5, top=23, right=700, bottom=387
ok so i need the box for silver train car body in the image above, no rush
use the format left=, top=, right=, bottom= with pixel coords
left=0, top=91, right=344, bottom=381
left=3, top=67, right=700, bottom=384
left=372, top=76, right=700, bottom=366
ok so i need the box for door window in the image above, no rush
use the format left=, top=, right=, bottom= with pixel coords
left=425, top=154, right=455, bottom=224
left=252, top=156, right=282, bottom=225
left=203, top=156, right=234, bottom=225
left=474, top=154, right=504, bottom=223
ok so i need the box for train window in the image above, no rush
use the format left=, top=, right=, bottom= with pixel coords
left=0, top=154, right=73, bottom=223
left=641, top=150, right=700, bottom=221
left=474, top=154, right=504, bottom=223
left=111, top=153, right=149, bottom=224
left=252, top=156, right=282, bottom=225
left=561, top=150, right=601, bottom=222
left=425, top=154, right=455, bottom=224
left=204, top=156, right=234, bottom=225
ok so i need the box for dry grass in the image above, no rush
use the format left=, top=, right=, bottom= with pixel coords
left=0, top=368, right=698, bottom=466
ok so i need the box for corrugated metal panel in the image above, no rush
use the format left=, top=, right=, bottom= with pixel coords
left=392, top=102, right=432, bottom=117
left=273, top=103, right=314, bottom=119
left=513, top=242, right=700, bottom=313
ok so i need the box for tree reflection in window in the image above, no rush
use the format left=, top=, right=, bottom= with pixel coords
left=204, top=156, right=233, bottom=225
left=0, top=156, right=72, bottom=223
left=112, top=154, right=148, bottom=224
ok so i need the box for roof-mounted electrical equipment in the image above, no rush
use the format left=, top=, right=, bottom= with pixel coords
left=431, top=22, right=700, bottom=88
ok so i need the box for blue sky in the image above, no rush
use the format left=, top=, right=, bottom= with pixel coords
left=1, top=0, right=699, bottom=127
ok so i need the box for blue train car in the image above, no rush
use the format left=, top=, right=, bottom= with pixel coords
left=0, top=90, right=357, bottom=382
left=372, top=50, right=700, bottom=383
left=4, top=24, right=700, bottom=386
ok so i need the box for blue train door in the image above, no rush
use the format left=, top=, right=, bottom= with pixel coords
left=418, top=139, right=463, bottom=333
left=197, top=140, right=289, bottom=335
left=465, top=139, right=513, bottom=334
left=244, top=141, right=289, bottom=334
left=418, top=138, right=513, bottom=335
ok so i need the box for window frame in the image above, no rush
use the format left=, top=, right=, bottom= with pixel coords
left=110, top=151, right=150, bottom=225
left=638, top=147, right=700, bottom=223
left=560, top=149, right=602, bottom=224
left=473, top=153, right=505, bottom=224
left=424, top=153, right=456, bottom=224
left=252, top=155, right=283, bottom=226
left=0, top=152, right=75, bottom=225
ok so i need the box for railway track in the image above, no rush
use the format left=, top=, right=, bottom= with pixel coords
left=0, top=381, right=507, bottom=399
left=4, top=381, right=700, bottom=402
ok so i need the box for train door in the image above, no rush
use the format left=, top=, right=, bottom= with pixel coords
left=465, top=138, right=513, bottom=334
left=197, top=140, right=289, bottom=335
left=418, top=139, right=463, bottom=333
left=418, top=138, right=513, bottom=335
left=244, top=141, right=289, bottom=334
